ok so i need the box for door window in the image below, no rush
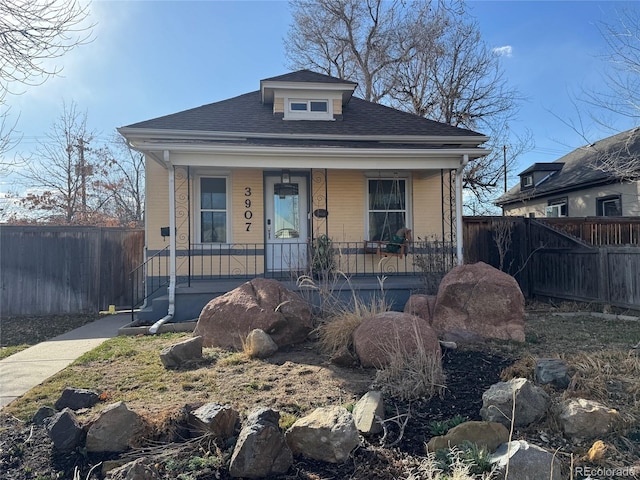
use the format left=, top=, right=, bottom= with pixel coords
left=273, top=183, right=300, bottom=239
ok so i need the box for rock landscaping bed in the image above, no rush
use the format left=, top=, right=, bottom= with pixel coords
left=1, top=266, right=639, bottom=479
left=1, top=311, right=639, bottom=479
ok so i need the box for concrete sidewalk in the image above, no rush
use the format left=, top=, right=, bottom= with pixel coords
left=0, top=313, right=132, bottom=409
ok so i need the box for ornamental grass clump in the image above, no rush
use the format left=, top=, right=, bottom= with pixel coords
left=374, top=321, right=445, bottom=402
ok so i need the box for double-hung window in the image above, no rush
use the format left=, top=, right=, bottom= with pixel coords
left=200, top=177, right=227, bottom=243
left=368, top=178, right=407, bottom=241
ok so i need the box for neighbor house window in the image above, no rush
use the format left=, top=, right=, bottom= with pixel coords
left=596, top=195, right=622, bottom=216
left=546, top=197, right=568, bottom=217
left=200, top=177, right=227, bottom=243
left=521, top=175, right=533, bottom=189
left=368, top=178, right=407, bottom=241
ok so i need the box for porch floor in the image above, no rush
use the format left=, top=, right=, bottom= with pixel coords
left=137, top=275, right=426, bottom=324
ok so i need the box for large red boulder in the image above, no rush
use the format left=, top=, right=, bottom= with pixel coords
left=404, top=294, right=436, bottom=324
left=432, top=262, right=525, bottom=342
left=352, top=312, right=441, bottom=368
left=194, top=278, right=312, bottom=349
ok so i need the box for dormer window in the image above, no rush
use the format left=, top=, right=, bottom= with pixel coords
left=522, top=175, right=533, bottom=189
left=285, top=98, right=332, bottom=120
left=290, top=100, right=328, bottom=112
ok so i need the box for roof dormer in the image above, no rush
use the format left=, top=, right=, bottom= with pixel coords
left=260, top=70, right=357, bottom=121
left=518, top=162, right=564, bottom=190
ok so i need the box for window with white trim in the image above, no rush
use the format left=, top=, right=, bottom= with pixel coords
left=368, top=178, right=408, bottom=241
left=521, top=175, right=533, bottom=189
left=289, top=99, right=328, bottom=112
left=546, top=197, right=567, bottom=217
left=285, top=98, right=332, bottom=120
left=596, top=195, right=622, bottom=216
left=200, top=177, right=227, bottom=243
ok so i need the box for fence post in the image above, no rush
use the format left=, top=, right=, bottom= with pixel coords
left=598, top=248, right=610, bottom=306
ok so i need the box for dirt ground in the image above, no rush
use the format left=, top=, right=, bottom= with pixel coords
left=1, top=306, right=639, bottom=479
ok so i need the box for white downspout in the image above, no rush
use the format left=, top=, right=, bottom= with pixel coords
left=149, top=151, right=176, bottom=334
left=455, top=154, right=469, bottom=265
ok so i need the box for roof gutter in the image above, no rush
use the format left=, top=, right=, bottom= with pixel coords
left=118, top=126, right=490, bottom=146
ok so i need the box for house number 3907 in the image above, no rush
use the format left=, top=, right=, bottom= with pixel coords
left=244, top=187, right=252, bottom=231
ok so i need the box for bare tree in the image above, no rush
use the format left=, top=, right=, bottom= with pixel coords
left=286, top=0, right=529, bottom=202
left=586, top=7, right=640, bottom=122
left=570, top=7, right=640, bottom=180
left=286, top=0, right=454, bottom=103
left=94, top=134, right=146, bottom=226
left=0, top=0, right=92, bottom=162
left=18, top=101, right=100, bottom=224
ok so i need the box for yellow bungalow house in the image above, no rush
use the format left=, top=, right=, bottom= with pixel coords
left=118, top=70, right=489, bottom=324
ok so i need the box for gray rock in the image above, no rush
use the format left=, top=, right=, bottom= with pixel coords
left=556, top=398, right=619, bottom=440
left=188, top=403, right=238, bottom=439
left=160, top=336, right=203, bottom=369
left=229, top=407, right=292, bottom=478
left=244, top=329, right=278, bottom=358
left=285, top=406, right=360, bottom=463
left=535, top=358, right=571, bottom=389
left=489, top=440, right=562, bottom=480
left=47, top=408, right=85, bottom=452
left=54, top=387, right=100, bottom=411
left=104, top=457, right=161, bottom=480
left=480, top=378, right=550, bottom=427
left=86, top=401, right=142, bottom=453
left=32, top=405, right=56, bottom=426
left=353, top=391, right=384, bottom=434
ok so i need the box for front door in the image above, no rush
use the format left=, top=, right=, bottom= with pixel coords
left=265, top=176, right=308, bottom=272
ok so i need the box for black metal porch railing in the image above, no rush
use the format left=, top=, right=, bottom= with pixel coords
left=130, top=245, right=170, bottom=321
left=130, top=240, right=456, bottom=318
left=188, top=240, right=456, bottom=280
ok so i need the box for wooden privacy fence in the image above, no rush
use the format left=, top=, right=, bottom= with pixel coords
left=1, top=226, right=144, bottom=316
left=541, top=217, right=640, bottom=246
left=463, top=217, right=640, bottom=309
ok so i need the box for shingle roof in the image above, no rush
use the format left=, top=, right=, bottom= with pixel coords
left=261, top=69, right=358, bottom=85
left=518, top=162, right=564, bottom=176
left=496, top=128, right=640, bottom=206
left=124, top=90, right=484, bottom=139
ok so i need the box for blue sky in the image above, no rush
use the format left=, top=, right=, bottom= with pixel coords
left=2, top=0, right=639, bottom=201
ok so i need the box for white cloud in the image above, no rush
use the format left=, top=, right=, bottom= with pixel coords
left=493, top=46, right=513, bottom=57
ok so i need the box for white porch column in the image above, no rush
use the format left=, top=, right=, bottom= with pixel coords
left=455, top=154, right=469, bottom=265
left=166, top=151, right=176, bottom=310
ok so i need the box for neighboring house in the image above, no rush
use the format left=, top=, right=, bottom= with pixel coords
left=118, top=70, right=488, bottom=323
left=496, top=128, right=640, bottom=218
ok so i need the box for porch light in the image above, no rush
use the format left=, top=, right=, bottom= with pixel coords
left=281, top=170, right=290, bottom=184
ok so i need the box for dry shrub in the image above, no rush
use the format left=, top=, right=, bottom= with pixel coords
left=565, top=350, right=640, bottom=428
left=373, top=321, right=445, bottom=402
left=315, top=294, right=390, bottom=355
left=500, top=354, right=537, bottom=381
left=131, top=405, right=191, bottom=446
